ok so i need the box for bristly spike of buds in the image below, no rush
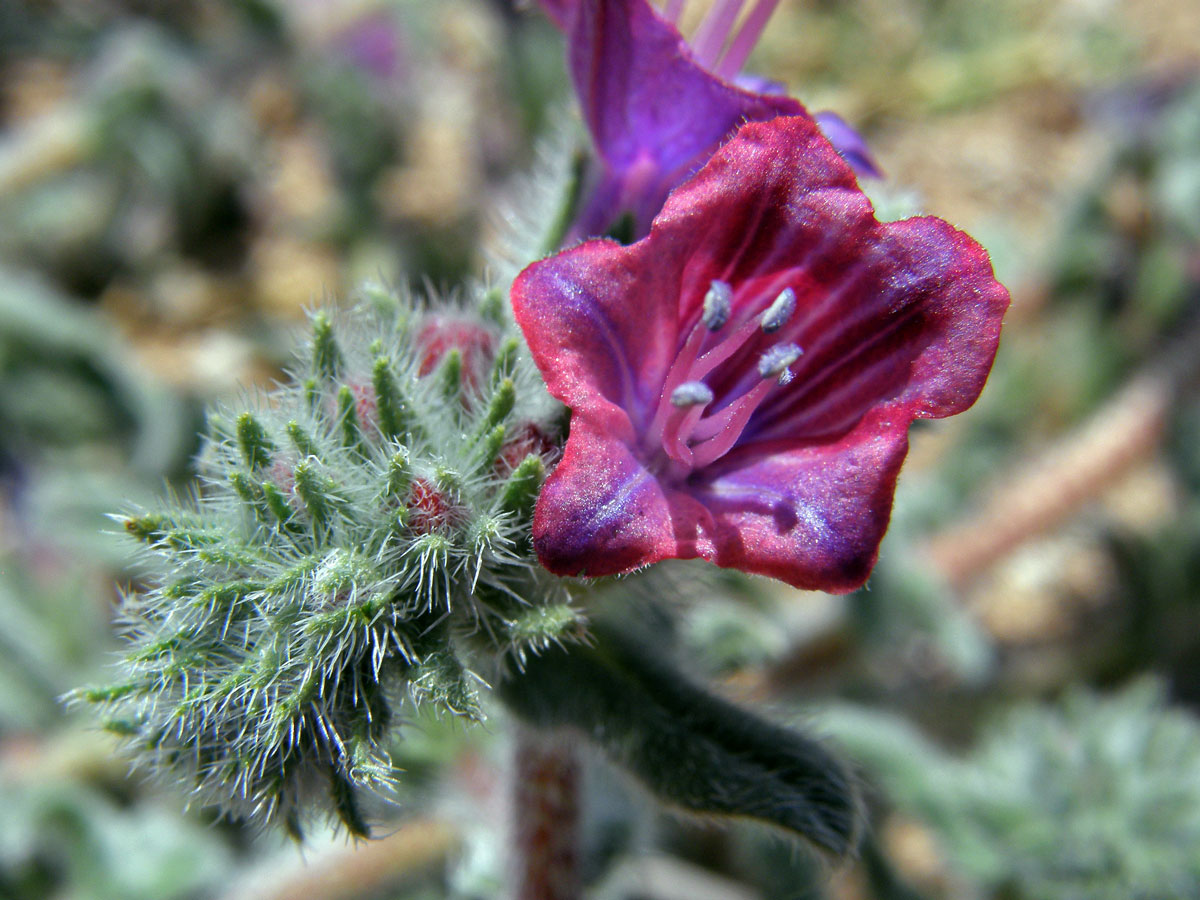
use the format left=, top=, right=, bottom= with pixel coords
left=124, top=513, right=167, bottom=543
left=228, top=470, right=271, bottom=524
left=236, top=412, right=276, bottom=470
left=407, top=644, right=484, bottom=722
left=78, top=296, right=568, bottom=836
left=437, top=349, right=463, bottom=404
left=500, top=455, right=546, bottom=521
left=336, top=386, right=365, bottom=452
left=383, top=448, right=411, bottom=500
left=292, top=459, right=340, bottom=532
left=491, top=336, right=521, bottom=381
left=261, top=482, right=295, bottom=527
left=475, top=378, right=516, bottom=442
left=311, top=312, right=343, bottom=380
left=371, top=356, right=414, bottom=441
left=286, top=420, right=320, bottom=459
left=433, top=465, right=464, bottom=495
left=477, top=424, right=507, bottom=471
left=302, top=378, right=320, bottom=412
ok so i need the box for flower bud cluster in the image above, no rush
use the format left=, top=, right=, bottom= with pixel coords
left=80, top=287, right=574, bottom=835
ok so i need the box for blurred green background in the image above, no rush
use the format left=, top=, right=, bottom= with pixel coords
left=1, top=1, right=1199, bottom=898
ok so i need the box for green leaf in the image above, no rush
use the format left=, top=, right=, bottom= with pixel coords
left=500, top=624, right=861, bottom=856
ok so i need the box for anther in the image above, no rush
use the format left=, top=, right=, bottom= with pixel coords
left=758, top=342, right=803, bottom=383
left=760, top=287, right=796, bottom=333
left=670, top=381, right=715, bottom=408
left=702, top=280, right=733, bottom=331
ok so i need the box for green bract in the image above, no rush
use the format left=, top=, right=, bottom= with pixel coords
left=78, top=290, right=575, bottom=836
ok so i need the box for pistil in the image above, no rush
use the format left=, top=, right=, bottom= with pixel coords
left=663, top=381, right=714, bottom=465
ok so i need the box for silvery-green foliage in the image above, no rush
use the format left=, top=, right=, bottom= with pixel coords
left=825, top=681, right=1200, bottom=899
left=77, top=287, right=578, bottom=836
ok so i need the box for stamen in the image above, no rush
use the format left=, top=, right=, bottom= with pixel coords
left=684, top=343, right=803, bottom=468
left=691, top=283, right=796, bottom=381
left=714, top=0, right=782, bottom=78
left=702, top=280, right=733, bottom=330
left=646, top=279, right=733, bottom=447
left=671, top=381, right=714, bottom=407
left=690, top=0, right=746, bottom=68
left=651, top=290, right=804, bottom=471
left=662, top=383, right=712, bottom=465
left=760, top=287, right=796, bottom=333
left=689, top=380, right=773, bottom=467
left=758, top=342, right=803, bottom=383
left=691, top=315, right=760, bottom=381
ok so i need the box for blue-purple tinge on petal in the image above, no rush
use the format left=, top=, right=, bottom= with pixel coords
left=732, top=72, right=789, bottom=96
left=814, top=110, right=883, bottom=179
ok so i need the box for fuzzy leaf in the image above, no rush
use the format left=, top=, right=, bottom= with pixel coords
left=500, top=624, right=861, bottom=856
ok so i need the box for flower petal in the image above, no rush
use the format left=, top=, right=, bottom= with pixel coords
left=532, top=418, right=699, bottom=577
left=560, top=0, right=807, bottom=238
left=749, top=215, right=1008, bottom=443
left=512, top=237, right=685, bottom=432
left=688, top=412, right=910, bottom=591
left=646, top=116, right=1007, bottom=445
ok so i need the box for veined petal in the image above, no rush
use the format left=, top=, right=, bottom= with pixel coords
left=748, top=215, right=1008, bottom=443
left=532, top=418, right=696, bottom=577
left=688, top=413, right=910, bottom=591
left=512, top=236, right=685, bottom=432
left=646, top=117, right=1007, bottom=447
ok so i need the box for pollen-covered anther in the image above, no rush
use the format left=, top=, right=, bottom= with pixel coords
left=757, top=342, right=803, bottom=383
left=670, top=381, right=714, bottom=408
left=760, top=287, right=796, bottom=333
left=701, top=280, right=732, bottom=330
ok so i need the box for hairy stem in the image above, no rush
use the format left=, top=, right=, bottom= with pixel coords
left=511, top=725, right=582, bottom=900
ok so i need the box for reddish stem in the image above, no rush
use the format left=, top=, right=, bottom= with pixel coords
left=511, top=726, right=582, bottom=900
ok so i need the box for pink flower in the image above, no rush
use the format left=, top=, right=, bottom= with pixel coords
left=512, top=116, right=1008, bottom=591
